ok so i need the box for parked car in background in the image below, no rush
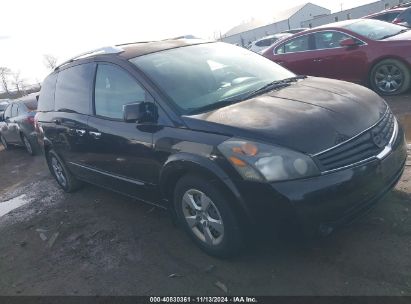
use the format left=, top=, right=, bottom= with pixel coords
left=0, top=99, right=10, bottom=118
left=35, top=40, right=406, bottom=257
left=0, top=95, right=39, bottom=155
left=364, top=4, right=411, bottom=27
left=248, top=33, right=292, bottom=53
left=281, top=28, right=308, bottom=34
left=263, top=19, right=411, bottom=95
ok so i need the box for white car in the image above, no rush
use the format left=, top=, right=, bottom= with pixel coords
left=248, top=33, right=292, bottom=53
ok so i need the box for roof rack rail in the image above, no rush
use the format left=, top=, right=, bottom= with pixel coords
left=54, top=46, right=124, bottom=71
left=116, top=41, right=154, bottom=46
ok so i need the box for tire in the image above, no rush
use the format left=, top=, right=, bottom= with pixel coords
left=47, top=150, right=82, bottom=192
left=0, top=134, right=10, bottom=150
left=174, top=174, right=243, bottom=257
left=22, top=134, right=36, bottom=156
left=370, top=59, right=411, bottom=95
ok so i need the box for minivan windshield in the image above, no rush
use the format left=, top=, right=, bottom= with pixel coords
left=130, top=42, right=295, bottom=114
left=343, top=19, right=409, bottom=40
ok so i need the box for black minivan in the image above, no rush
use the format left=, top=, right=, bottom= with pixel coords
left=35, top=40, right=407, bottom=257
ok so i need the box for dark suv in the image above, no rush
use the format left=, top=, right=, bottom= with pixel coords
left=35, top=40, right=407, bottom=257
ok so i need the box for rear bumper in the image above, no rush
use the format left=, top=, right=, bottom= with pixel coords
left=234, top=126, right=407, bottom=233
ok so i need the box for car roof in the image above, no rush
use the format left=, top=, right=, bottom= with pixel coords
left=54, top=39, right=214, bottom=71
left=313, top=19, right=363, bottom=30
left=118, top=38, right=213, bottom=59
left=256, top=33, right=291, bottom=41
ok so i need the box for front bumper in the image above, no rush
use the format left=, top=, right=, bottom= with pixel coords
left=234, top=126, right=407, bottom=233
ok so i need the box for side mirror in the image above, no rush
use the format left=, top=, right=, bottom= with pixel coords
left=123, top=102, right=158, bottom=123
left=340, top=38, right=359, bottom=48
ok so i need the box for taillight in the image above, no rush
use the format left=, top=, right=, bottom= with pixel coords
left=26, top=116, right=35, bottom=125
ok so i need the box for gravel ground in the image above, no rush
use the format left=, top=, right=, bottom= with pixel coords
left=0, top=95, right=410, bottom=296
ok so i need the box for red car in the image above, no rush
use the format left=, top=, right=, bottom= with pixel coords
left=262, top=19, right=411, bottom=95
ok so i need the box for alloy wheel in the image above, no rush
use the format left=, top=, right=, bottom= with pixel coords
left=374, top=64, right=404, bottom=94
left=181, top=189, right=224, bottom=246
left=51, top=156, right=67, bottom=188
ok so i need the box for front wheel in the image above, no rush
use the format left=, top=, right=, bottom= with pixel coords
left=370, top=59, right=411, bottom=95
left=174, top=174, right=243, bottom=257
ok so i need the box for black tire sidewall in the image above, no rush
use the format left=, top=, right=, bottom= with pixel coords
left=22, top=134, right=35, bottom=156
left=0, top=135, right=9, bottom=150
left=174, top=174, right=243, bottom=257
left=370, top=59, right=411, bottom=95
left=47, top=150, right=80, bottom=192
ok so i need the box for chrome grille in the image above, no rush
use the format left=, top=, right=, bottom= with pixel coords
left=314, top=110, right=395, bottom=172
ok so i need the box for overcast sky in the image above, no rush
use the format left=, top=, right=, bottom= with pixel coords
left=0, top=0, right=376, bottom=87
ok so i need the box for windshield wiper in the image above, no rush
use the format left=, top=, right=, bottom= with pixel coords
left=187, top=95, right=247, bottom=115
left=379, top=28, right=409, bottom=40
left=187, top=75, right=307, bottom=115
left=244, top=75, right=306, bottom=100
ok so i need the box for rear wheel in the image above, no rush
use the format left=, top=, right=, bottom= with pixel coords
left=0, top=134, right=9, bottom=150
left=174, top=174, right=243, bottom=257
left=47, top=150, right=82, bottom=192
left=370, top=59, right=411, bottom=95
left=22, top=134, right=36, bottom=156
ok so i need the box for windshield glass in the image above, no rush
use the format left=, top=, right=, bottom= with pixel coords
left=130, top=42, right=295, bottom=114
left=343, top=19, right=408, bottom=40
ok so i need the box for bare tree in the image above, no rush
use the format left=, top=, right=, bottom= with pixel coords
left=0, top=67, right=11, bottom=97
left=43, top=54, right=58, bottom=70
left=12, top=71, right=27, bottom=97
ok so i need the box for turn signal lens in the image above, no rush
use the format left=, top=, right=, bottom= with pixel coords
left=229, top=156, right=247, bottom=167
left=232, top=142, right=258, bottom=156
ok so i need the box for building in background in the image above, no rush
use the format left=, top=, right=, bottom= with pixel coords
left=221, top=3, right=330, bottom=46
left=221, top=0, right=406, bottom=46
left=301, top=0, right=403, bottom=28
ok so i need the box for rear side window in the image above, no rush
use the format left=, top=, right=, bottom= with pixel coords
left=18, top=104, right=27, bottom=115
left=38, top=73, right=57, bottom=112
left=11, top=104, right=18, bottom=117
left=313, top=31, right=352, bottom=50
left=94, top=64, right=147, bottom=119
left=24, top=100, right=38, bottom=111
left=55, top=63, right=94, bottom=114
left=276, top=35, right=311, bottom=54
left=4, top=105, right=12, bottom=119
left=255, top=39, right=272, bottom=47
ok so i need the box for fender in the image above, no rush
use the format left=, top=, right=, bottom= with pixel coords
left=159, top=152, right=254, bottom=222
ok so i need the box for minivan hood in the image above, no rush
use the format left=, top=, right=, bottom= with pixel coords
left=182, top=77, right=387, bottom=154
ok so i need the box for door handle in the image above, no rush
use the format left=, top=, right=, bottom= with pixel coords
left=313, top=58, right=324, bottom=62
left=89, top=131, right=102, bottom=139
left=75, top=129, right=86, bottom=136
left=53, top=119, right=62, bottom=125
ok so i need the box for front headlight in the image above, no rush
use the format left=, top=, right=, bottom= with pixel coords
left=218, top=138, right=320, bottom=182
